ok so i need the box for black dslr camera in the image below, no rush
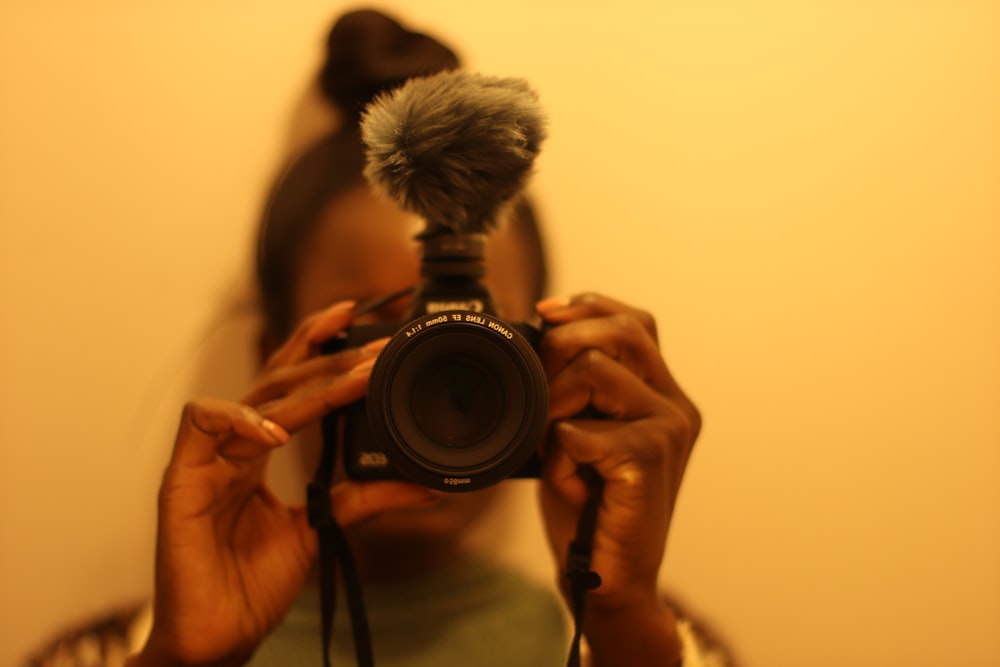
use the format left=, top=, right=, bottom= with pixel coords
left=322, top=70, right=550, bottom=492
left=322, top=229, right=548, bottom=492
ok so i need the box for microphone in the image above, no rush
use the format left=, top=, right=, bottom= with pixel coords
left=360, top=70, right=547, bottom=235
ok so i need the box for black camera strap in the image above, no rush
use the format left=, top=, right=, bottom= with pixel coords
left=307, top=418, right=374, bottom=667
left=565, top=464, right=605, bottom=667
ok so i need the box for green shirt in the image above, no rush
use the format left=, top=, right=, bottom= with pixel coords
left=249, top=558, right=570, bottom=666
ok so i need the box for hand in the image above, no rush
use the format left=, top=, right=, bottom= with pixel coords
left=535, top=293, right=701, bottom=666
left=134, top=302, right=436, bottom=667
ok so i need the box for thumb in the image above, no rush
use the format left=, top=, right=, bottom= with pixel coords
left=329, top=481, right=439, bottom=528
left=286, top=481, right=439, bottom=564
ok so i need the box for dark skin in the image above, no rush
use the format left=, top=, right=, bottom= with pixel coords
left=538, top=294, right=698, bottom=665
left=129, top=186, right=700, bottom=666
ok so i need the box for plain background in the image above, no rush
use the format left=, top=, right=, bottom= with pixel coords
left=2, top=1, right=998, bottom=665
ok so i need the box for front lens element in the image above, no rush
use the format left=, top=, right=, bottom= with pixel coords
left=410, top=358, right=504, bottom=448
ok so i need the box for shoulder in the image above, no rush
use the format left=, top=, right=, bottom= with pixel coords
left=665, top=593, right=739, bottom=667
left=25, top=601, right=152, bottom=667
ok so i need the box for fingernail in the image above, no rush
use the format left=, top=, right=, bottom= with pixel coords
left=330, top=300, right=357, bottom=314
left=556, top=420, right=583, bottom=435
left=261, top=418, right=290, bottom=444
left=350, top=358, right=378, bottom=375
left=535, top=296, right=571, bottom=315
left=362, top=337, right=391, bottom=354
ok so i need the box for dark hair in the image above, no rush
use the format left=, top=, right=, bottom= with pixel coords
left=321, top=9, right=460, bottom=120
left=256, top=9, right=547, bottom=338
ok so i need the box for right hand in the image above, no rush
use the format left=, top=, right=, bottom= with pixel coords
left=132, top=301, right=436, bottom=666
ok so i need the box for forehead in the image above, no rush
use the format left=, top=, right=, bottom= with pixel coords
left=293, top=186, right=422, bottom=317
left=292, top=185, right=538, bottom=325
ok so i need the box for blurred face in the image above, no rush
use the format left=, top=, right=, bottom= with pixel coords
left=290, top=184, right=538, bottom=551
left=294, top=184, right=537, bottom=325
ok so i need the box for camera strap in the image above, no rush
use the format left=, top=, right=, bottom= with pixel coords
left=307, top=419, right=374, bottom=667
left=304, top=290, right=415, bottom=667
left=565, top=463, right=605, bottom=667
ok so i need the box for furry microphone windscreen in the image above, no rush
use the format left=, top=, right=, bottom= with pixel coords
left=360, top=70, right=547, bottom=234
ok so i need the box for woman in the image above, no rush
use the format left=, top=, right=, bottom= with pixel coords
left=36, top=9, right=716, bottom=667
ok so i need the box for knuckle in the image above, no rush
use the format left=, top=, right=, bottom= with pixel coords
left=284, top=310, right=323, bottom=348
left=239, top=404, right=258, bottom=423
left=255, top=399, right=280, bottom=420
left=255, top=366, right=293, bottom=397
left=609, top=312, right=646, bottom=344
left=576, top=347, right=607, bottom=374
left=631, top=432, right=667, bottom=469
left=668, top=400, right=701, bottom=450
left=181, top=397, right=209, bottom=421
left=635, top=309, right=658, bottom=341
left=607, top=313, right=657, bottom=359
left=298, top=309, right=324, bottom=332
left=572, top=291, right=600, bottom=307
left=688, top=402, right=703, bottom=441
left=157, top=470, right=176, bottom=507
left=609, top=312, right=636, bottom=333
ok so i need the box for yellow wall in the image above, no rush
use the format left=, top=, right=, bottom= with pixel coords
left=1, top=2, right=997, bottom=665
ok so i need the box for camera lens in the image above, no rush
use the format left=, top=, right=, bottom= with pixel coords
left=411, top=358, right=503, bottom=448
left=367, top=311, right=548, bottom=492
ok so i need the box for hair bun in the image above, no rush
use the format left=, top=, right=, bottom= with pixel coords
left=321, top=9, right=460, bottom=118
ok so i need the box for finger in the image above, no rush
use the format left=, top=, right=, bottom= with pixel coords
left=545, top=409, right=699, bottom=505
left=536, top=293, right=658, bottom=342
left=244, top=337, right=390, bottom=406
left=541, top=420, right=623, bottom=505
left=546, top=419, right=676, bottom=487
left=547, top=349, right=666, bottom=421
left=173, top=398, right=290, bottom=468
left=329, top=481, right=439, bottom=527
left=285, top=482, right=440, bottom=562
left=264, top=300, right=357, bottom=372
left=542, top=420, right=678, bottom=585
left=538, top=313, right=673, bottom=395
left=547, top=351, right=702, bottom=461
left=255, top=358, right=376, bottom=433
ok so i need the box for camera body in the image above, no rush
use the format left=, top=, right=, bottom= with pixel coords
left=321, top=233, right=548, bottom=493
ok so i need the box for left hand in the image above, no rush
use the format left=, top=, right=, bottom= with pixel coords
left=535, top=293, right=701, bottom=662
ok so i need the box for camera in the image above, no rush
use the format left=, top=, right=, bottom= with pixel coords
left=322, top=230, right=548, bottom=492
left=320, top=70, right=551, bottom=491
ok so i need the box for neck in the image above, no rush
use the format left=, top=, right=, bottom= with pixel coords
left=348, top=535, right=470, bottom=584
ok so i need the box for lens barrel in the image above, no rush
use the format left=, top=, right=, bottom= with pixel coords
left=366, top=310, right=547, bottom=492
